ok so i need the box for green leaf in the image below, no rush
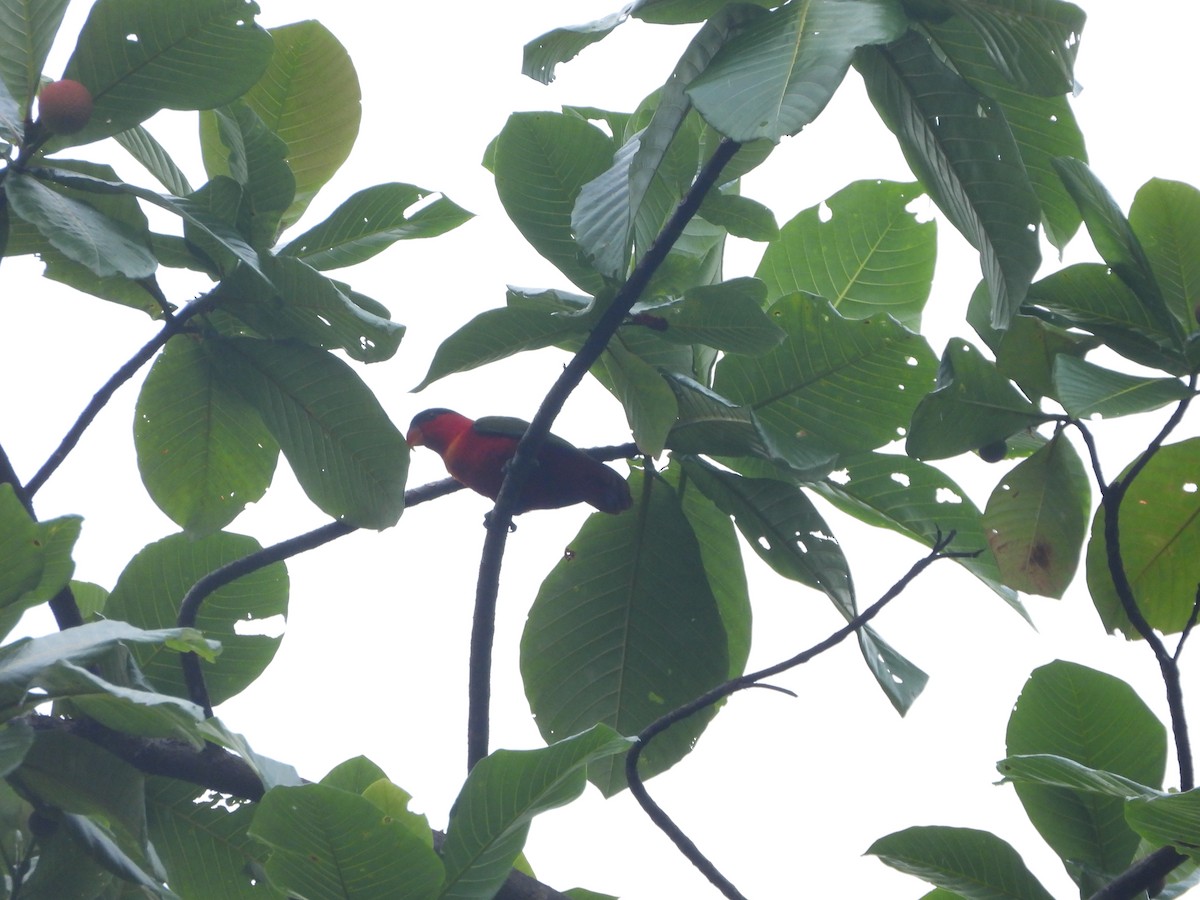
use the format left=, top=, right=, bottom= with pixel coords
left=998, top=754, right=1160, bottom=802
left=205, top=337, right=409, bottom=528
left=280, top=182, right=472, bottom=270
left=715, top=293, right=938, bottom=455
left=930, top=0, right=1085, bottom=96
left=521, top=471, right=729, bottom=796
left=687, top=0, right=907, bottom=142
left=5, top=171, right=156, bottom=279
left=591, top=338, right=678, bottom=457
left=812, top=451, right=1023, bottom=614
left=55, top=0, right=273, bottom=149
left=1054, top=158, right=1182, bottom=346
left=321, top=756, right=389, bottom=794
left=680, top=456, right=925, bottom=712
left=441, top=726, right=631, bottom=899
left=573, top=8, right=763, bottom=277
left=982, top=431, right=1090, bottom=598
left=924, top=12, right=1086, bottom=251
left=1006, top=661, right=1166, bottom=885
left=106, top=532, right=287, bottom=706
left=868, top=825, right=1055, bottom=900
left=226, top=20, right=360, bottom=228
left=857, top=32, right=1042, bottom=329
left=1087, top=437, right=1200, bottom=638
left=0, top=1, right=70, bottom=108
left=1053, top=356, right=1193, bottom=419
left=0, top=721, right=33, bottom=777
left=414, top=303, right=588, bottom=392
left=1026, top=262, right=1186, bottom=374
left=146, top=778, right=279, bottom=899
left=493, top=112, right=612, bottom=293
left=1129, top=178, right=1200, bottom=331
left=632, top=0, right=776, bottom=24
left=0, top=487, right=81, bottom=635
left=219, top=254, right=406, bottom=363
left=907, top=339, right=1049, bottom=461
left=0, top=620, right=215, bottom=711
left=651, top=277, right=785, bottom=354
left=697, top=191, right=778, bottom=241
left=204, top=101, right=295, bottom=249
left=52, top=811, right=164, bottom=894
left=249, top=783, right=443, bottom=900
left=112, top=125, right=194, bottom=195
left=1126, top=792, right=1200, bottom=859
left=135, top=335, right=279, bottom=536
left=670, top=466, right=752, bottom=677
left=756, top=179, right=935, bottom=328
left=522, top=10, right=628, bottom=84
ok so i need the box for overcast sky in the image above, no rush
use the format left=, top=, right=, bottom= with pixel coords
left=7, top=2, right=1200, bottom=897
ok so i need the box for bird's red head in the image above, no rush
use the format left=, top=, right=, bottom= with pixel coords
left=406, top=408, right=472, bottom=453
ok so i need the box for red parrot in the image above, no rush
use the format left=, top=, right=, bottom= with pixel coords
left=406, top=409, right=632, bottom=515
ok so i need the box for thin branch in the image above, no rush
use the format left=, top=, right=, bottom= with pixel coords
left=626, top=532, right=970, bottom=899
left=25, top=292, right=217, bottom=498
left=1087, top=845, right=1188, bottom=900
left=465, top=138, right=744, bottom=770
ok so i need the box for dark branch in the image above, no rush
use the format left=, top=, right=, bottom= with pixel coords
left=465, top=138, right=744, bottom=770
left=1087, top=846, right=1188, bottom=900
left=625, top=532, right=969, bottom=899
left=25, top=293, right=218, bottom=499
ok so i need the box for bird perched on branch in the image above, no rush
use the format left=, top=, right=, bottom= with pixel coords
left=406, top=408, right=632, bottom=515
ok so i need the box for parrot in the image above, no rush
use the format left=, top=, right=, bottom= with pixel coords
left=406, top=408, right=632, bottom=515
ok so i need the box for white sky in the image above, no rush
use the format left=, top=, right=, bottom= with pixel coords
left=5, top=2, right=1200, bottom=897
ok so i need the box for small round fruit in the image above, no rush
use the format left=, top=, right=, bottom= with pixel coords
left=37, top=79, right=94, bottom=134
left=978, top=439, right=1008, bottom=463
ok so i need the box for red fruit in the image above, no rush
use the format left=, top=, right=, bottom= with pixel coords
left=37, top=79, right=93, bottom=134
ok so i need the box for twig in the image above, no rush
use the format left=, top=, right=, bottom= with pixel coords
left=465, top=138, right=744, bottom=770
left=625, top=532, right=970, bottom=899
left=1086, top=845, right=1187, bottom=900
left=25, top=292, right=217, bottom=498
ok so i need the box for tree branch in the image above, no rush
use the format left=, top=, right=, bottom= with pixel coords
left=466, top=138, right=744, bottom=769
left=625, top=532, right=972, bottom=899
left=25, top=292, right=217, bottom=499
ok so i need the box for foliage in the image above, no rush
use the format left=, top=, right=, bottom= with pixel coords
left=0, top=0, right=1198, bottom=898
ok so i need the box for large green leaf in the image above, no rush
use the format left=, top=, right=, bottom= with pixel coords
left=218, top=254, right=406, bottom=363
left=756, top=179, right=935, bottom=328
left=632, top=0, right=776, bottom=24
left=492, top=112, right=612, bottom=293
left=147, top=778, right=278, bottom=899
left=521, top=471, right=729, bottom=796
left=857, top=31, right=1041, bottom=328
left=112, top=124, right=193, bottom=195
left=1026, top=263, right=1186, bottom=375
left=57, top=0, right=273, bottom=148
left=249, top=783, right=443, bottom=900
left=205, top=336, right=409, bottom=528
left=923, top=0, right=1085, bottom=96
left=649, top=277, right=785, bottom=354
left=215, top=20, right=360, bottom=228
left=0, top=0, right=69, bottom=108
left=441, top=727, right=631, bottom=900
left=590, top=337, right=679, bottom=457
left=280, top=182, right=472, bottom=270
left=0, top=486, right=81, bottom=630
left=1125, top=792, right=1200, bottom=860
left=522, top=9, right=629, bottom=85
left=5, top=171, right=156, bottom=279
left=907, top=339, right=1049, bottom=460
left=1129, top=178, right=1200, bottom=331
left=998, top=754, right=1160, bottom=802
left=105, top=531, right=288, bottom=706
left=868, top=826, right=1055, bottom=900
left=573, top=8, right=762, bottom=278
left=1054, top=158, right=1182, bottom=346
left=924, top=11, right=1086, bottom=251
left=1087, top=437, right=1200, bottom=638
left=812, top=451, right=1022, bottom=612
left=203, top=101, right=295, bottom=249
left=1052, top=356, right=1193, bottom=419
left=714, top=293, right=938, bottom=456
left=0, top=620, right=214, bottom=711
left=1006, top=661, right=1166, bottom=888
left=135, top=335, right=279, bottom=536
left=687, top=0, right=907, bottom=142
left=982, top=431, right=1089, bottom=598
